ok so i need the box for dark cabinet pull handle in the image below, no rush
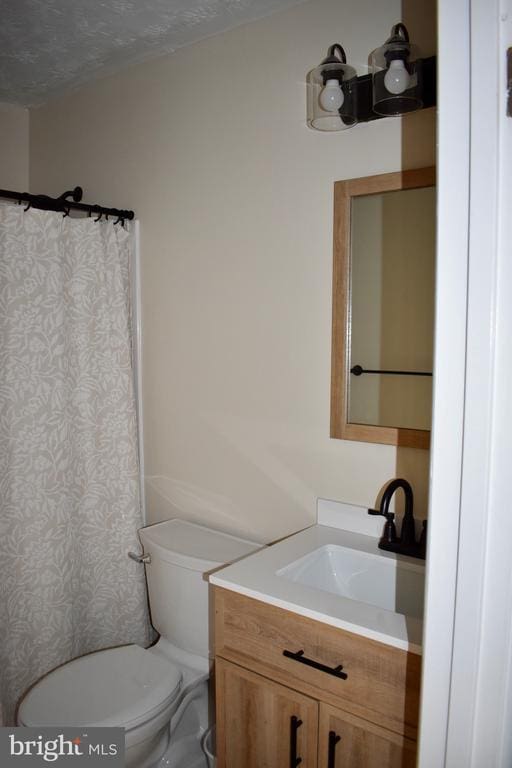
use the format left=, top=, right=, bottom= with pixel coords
left=327, top=731, right=341, bottom=768
left=290, top=715, right=303, bottom=767
left=283, top=649, right=348, bottom=680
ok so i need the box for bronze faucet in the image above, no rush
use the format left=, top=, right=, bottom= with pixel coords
left=368, top=478, right=427, bottom=559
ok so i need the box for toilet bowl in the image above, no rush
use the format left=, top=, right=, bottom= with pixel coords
left=17, top=520, right=259, bottom=768
left=18, top=644, right=183, bottom=768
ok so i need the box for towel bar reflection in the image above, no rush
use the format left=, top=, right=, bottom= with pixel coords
left=350, top=364, right=432, bottom=377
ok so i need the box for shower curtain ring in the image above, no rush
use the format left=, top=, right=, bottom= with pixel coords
left=94, top=210, right=102, bottom=222
left=24, top=201, right=31, bottom=212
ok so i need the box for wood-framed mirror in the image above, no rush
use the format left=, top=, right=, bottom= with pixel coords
left=330, top=167, right=436, bottom=449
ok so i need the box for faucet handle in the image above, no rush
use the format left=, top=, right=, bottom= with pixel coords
left=368, top=508, right=398, bottom=544
left=381, top=512, right=398, bottom=544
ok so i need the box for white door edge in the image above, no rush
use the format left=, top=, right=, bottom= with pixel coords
left=420, top=0, right=512, bottom=765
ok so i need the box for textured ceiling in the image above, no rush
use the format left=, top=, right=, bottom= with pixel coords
left=1, top=0, right=305, bottom=107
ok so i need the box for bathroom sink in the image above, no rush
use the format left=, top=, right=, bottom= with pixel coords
left=276, top=544, right=424, bottom=619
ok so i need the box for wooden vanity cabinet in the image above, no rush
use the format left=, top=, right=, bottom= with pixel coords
left=214, top=587, right=420, bottom=768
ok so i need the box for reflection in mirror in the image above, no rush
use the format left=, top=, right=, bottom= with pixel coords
left=330, top=168, right=435, bottom=448
left=350, top=187, right=435, bottom=429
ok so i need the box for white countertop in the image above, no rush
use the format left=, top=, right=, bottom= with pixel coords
left=210, top=509, right=424, bottom=655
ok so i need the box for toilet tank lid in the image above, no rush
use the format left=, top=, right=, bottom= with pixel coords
left=139, top=519, right=261, bottom=571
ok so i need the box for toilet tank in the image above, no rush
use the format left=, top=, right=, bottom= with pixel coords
left=139, top=519, right=260, bottom=659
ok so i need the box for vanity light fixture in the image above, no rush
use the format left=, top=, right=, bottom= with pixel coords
left=307, top=44, right=358, bottom=131
left=307, top=23, right=436, bottom=131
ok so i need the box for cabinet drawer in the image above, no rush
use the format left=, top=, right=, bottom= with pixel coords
left=214, top=587, right=420, bottom=738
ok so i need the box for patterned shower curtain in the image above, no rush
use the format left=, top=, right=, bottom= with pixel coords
left=0, top=205, right=152, bottom=725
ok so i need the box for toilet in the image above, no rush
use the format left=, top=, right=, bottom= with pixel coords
left=17, top=519, right=259, bottom=768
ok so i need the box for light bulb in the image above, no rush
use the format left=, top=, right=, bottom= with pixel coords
left=319, top=79, right=344, bottom=112
left=383, top=59, right=411, bottom=95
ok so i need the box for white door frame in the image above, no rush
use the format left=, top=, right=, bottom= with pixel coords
left=419, top=0, right=512, bottom=765
left=417, top=0, right=470, bottom=762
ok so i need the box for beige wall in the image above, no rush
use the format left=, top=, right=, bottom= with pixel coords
left=29, top=0, right=436, bottom=543
left=0, top=104, right=29, bottom=190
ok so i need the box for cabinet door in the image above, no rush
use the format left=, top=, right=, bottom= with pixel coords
left=318, top=703, right=417, bottom=768
left=216, top=657, right=319, bottom=768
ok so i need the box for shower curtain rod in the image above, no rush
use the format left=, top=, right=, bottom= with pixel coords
left=0, top=185, right=134, bottom=223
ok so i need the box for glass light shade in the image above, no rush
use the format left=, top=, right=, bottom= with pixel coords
left=370, top=24, right=422, bottom=117
left=307, top=47, right=357, bottom=131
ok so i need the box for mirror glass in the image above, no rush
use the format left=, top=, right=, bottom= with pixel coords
left=330, top=169, right=435, bottom=448
left=349, top=186, right=435, bottom=429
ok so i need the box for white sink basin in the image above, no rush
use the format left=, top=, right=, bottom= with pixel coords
left=276, top=544, right=424, bottom=619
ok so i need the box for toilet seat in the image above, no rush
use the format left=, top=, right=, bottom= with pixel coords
left=18, top=644, right=182, bottom=731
